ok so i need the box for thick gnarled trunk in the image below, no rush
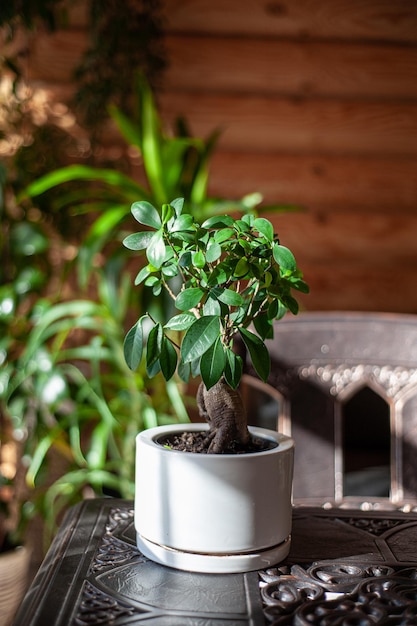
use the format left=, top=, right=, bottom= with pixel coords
left=196, top=377, right=250, bottom=453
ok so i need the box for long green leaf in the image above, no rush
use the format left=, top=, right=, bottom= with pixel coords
left=224, top=349, right=243, bottom=389
left=146, top=323, right=163, bottom=369
left=200, top=337, right=225, bottom=389
left=123, top=317, right=145, bottom=370
left=22, top=165, right=148, bottom=200
left=140, top=79, right=167, bottom=205
left=238, top=327, right=270, bottom=382
left=146, top=230, right=166, bottom=268
left=181, top=316, right=220, bottom=363
left=160, top=336, right=178, bottom=380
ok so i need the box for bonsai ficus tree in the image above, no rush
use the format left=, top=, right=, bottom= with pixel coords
left=123, top=198, right=309, bottom=453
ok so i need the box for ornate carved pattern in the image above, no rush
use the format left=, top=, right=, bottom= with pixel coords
left=260, top=562, right=417, bottom=625
left=91, top=507, right=142, bottom=573
left=74, top=581, right=141, bottom=625
left=299, top=363, right=417, bottom=398
left=76, top=506, right=257, bottom=625
left=92, top=534, right=143, bottom=573
left=346, top=517, right=405, bottom=536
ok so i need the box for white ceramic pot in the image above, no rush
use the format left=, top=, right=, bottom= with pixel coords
left=135, top=423, right=294, bottom=573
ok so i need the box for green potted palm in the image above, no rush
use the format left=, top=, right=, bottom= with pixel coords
left=123, top=197, right=309, bottom=573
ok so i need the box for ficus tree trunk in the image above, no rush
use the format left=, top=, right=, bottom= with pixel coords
left=196, top=377, right=251, bottom=453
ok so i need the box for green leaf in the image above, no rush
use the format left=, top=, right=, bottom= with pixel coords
left=23, top=164, right=147, bottom=200
left=123, top=231, right=154, bottom=250
left=206, top=242, right=222, bottom=263
left=170, top=197, right=184, bottom=216
left=254, top=217, right=274, bottom=242
left=192, top=250, right=206, bottom=268
left=134, top=265, right=153, bottom=285
left=146, top=230, right=166, bottom=268
left=161, top=263, right=178, bottom=278
left=292, top=278, right=310, bottom=294
left=175, top=287, right=205, bottom=311
left=177, top=359, right=191, bottom=383
left=234, top=257, right=249, bottom=278
left=131, top=201, right=161, bottom=229
left=253, top=313, right=273, bottom=340
left=207, top=265, right=228, bottom=286
left=224, top=349, right=243, bottom=389
left=200, top=337, right=226, bottom=389
left=214, top=227, right=235, bottom=244
left=171, top=214, right=194, bottom=232
left=123, top=317, right=145, bottom=370
left=162, top=203, right=174, bottom=224
left=203, top=296, right=222, bottom=316
left=273, top=244, right=297, bottom=271
left=160, top=337, right=178, bottom=380
left=201, top=215, right=234, bottom=228
left=275, top=301, right=288, bottom=320
left=217, top=289, right=244, bottom=307
left=164, top=312, right=197, bottom=331
left=238, top=327, right=270, bottom=382
left=139, top=80, right=166, bottom=204
left=146, top=323, right=163, bottom=368
left=181, top=316, right=221, bottom=363
left=282, top=295, right=299, bottom=315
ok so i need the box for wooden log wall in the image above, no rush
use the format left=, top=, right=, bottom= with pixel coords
left=23, top=0, right=417, bottom=312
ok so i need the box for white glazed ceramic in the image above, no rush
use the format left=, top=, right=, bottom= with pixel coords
left=135, top=423, right=294, bottom=573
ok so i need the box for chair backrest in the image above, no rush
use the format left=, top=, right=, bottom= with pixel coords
left=240, top=312, right=417, bottom=509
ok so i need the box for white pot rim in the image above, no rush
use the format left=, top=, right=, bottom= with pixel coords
left=137, top=423, right=294, bottom=457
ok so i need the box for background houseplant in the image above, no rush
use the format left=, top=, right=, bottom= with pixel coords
left=123, top=197, right=309, bottom=572
left=4, top=71, right=295, bottom=551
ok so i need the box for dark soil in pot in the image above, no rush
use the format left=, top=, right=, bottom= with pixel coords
left=156, top=430, right=278, bottom=454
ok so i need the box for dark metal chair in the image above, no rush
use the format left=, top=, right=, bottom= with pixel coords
left=240, top=312, right=417, bottom=510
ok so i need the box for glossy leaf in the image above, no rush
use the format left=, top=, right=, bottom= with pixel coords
left=224, top=349, right=243, bottom=389
left=146, top=323, right=163, bottom=368
left=160, top=337, right=178, bottom=380
left=192, top=250, right=206, bottom=268
left=273, top=244, right=297, bottom=271
left=254, top=217, right=274, bottom=242
left=205, top=242, right=222, bottom=263
left=200, top=337, right=226, bottom=389
left=131, top=201, right=161, bottom=229
left=146, top=231, right=166, bottom=268
left=123, top=317, right=145, bottom=370
left=164, top=312, right=197, bottom=331
left=123, top=231, right=154, bottom=250
left=201, top=215, right=234, bottom=228
left=234, top=257, right=249, bottom=278
left=214, top=228, right=235, bottom=244
left=253, top=313, right=273, bottom=340
left=181, top=316, right=220, bottom=363
left=171, top=214, right=194, bottom=232
left=203, top=296, right=222, bottom=316
left=175, top=287, right=205, bottom=311
left=170, top=197, right=184, bottom=216
left=238, top=327, right=270, bottom=382
left=162, top=203, right=174, bottom=224
left=134, top=265, right=153, bottom=285
left=217, top=289, right=244, bottom=307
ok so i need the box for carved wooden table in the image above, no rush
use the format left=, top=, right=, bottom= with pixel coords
left=13, top=499, right=417, bottom=625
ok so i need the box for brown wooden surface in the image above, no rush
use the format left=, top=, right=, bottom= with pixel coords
left=19, top=0, right=417, bottom=313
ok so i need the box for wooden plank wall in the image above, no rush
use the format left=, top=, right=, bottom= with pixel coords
left=24, top=0, right=417, bottom=312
